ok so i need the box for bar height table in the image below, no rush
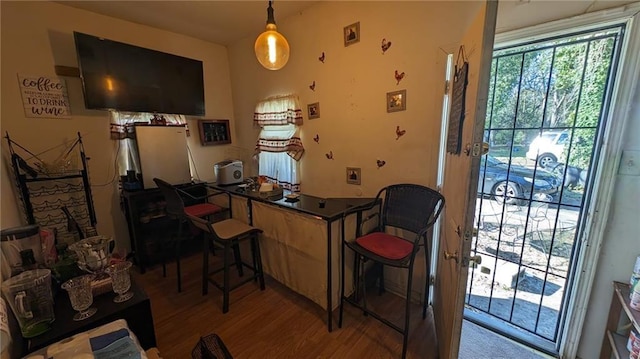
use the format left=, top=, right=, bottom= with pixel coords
left=206, top=182, right=377, bottom=332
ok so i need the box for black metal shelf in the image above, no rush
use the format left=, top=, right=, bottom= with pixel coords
left=5, top=132, right=97, bottom=236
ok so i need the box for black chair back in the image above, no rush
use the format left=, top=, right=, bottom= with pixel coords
left=153, top=178, right=186, bottom=218
left=378, top=184, right=444, bottom=238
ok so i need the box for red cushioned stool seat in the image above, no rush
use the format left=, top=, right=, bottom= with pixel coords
left=185, top=203, right=223, bottom=217
left=356, top=232, right=413, bottom=260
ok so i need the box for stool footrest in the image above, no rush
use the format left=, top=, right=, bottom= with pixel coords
left=206, top=261, right=258, bottom=277
left=208, top=275, right=260, bottom=292
left=342, top=295, right=404, bottom=334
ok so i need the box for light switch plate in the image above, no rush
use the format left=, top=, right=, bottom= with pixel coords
left=619, top=150, right=640, bottom=176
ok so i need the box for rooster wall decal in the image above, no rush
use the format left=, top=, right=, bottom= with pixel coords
left=325, top=151, right=334, bottom=160
left=318, top=52, right=325, bottom=63
left=309, top=81, right=316, bottom=91
left=381, top=38, right=392, bottom=54
left=396, top=126, right=406, bottom=140
left=313, top=134, right=320, bottom=143
left=395, top=70, right=405, bottom=85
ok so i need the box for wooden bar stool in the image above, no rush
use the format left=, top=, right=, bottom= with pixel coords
left=187, top=210, right=265, bottom=314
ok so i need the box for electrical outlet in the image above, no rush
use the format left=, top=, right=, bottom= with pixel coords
left=619, top=150, right=640, bottom=176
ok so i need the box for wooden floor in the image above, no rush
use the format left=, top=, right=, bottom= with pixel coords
left=134, top=251, right=438, bottom=358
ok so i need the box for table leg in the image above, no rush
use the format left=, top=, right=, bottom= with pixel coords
left=327, top=220, right=333, bottom=332
left=248, top=198, right=254, bottom=225
left=202, top=235, right=209, bottom=295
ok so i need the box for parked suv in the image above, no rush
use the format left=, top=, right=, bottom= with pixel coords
left=526, top=130, right=569, bottom=168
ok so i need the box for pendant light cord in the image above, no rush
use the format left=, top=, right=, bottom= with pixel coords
left=267, top=1, right=276, bottom=25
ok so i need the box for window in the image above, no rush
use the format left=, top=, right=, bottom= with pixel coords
left=253, top=96, right=304, bottom=192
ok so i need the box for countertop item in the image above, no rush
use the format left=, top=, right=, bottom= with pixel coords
left=214, top=160, right=243, bottom=185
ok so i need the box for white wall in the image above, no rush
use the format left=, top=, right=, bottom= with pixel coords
left=0, top=1, right=236, bottom=251
left=577, top=72, right=640, bottom=357
left=228, top=1, right=481, bottom=198
left=227, top=0, right=483, bottom=301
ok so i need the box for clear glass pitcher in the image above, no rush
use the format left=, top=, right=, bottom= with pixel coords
left=1, top=269, right=55, bottom=338
left=68, top=236, right=114, bottom=274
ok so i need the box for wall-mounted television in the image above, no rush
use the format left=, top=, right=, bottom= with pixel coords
left=73, top=31, right=205, bottom=116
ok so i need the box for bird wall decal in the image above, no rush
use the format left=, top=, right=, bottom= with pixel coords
left=396, top=126, right=406, bottom=140
left=381, top=38, right=392, bottom=54
left=326, top=151, right=334, bottom=160
left=376, top=159, right=386, bottom=168
left=309, top=81, right=316, bottom=91
left=313, top=134, right=320, bottom=143
left=395, top=70, right=405, bottom=85
left=318, top=52, right=325, bottom=63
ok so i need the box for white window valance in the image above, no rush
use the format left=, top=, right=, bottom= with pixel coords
left=255, top=124, right=304, bottom=161
left=253, top=94, right=303, bottom=126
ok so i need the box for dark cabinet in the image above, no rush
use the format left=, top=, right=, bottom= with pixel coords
left=120, top=184, right=207, bottom=273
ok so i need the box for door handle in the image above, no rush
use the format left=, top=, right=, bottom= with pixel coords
left=482, top=142, right=490, bottom=155
left=472, top=142, right=491, bottom=157
left=443, top=250, right=459, bottom=264
left=469, top=255, right=482, bottom=265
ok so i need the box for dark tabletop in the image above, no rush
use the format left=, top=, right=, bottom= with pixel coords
left=26, top=278, right=155, bottom=353
left=206, top=183, right=377, bottom=221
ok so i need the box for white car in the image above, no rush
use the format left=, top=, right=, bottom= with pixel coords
left=526, top=130, right=569, bottom=168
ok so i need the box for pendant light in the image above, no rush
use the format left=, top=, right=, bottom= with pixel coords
left=254, top=1, right=290, bottom=70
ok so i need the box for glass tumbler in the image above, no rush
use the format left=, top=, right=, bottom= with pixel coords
left=61, top=275, right=97, bottom=321
left=105, top=261, right=133, bottom=303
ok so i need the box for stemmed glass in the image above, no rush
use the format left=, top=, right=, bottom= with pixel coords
left=62, top=275, right=97, bottom=321
left=105, top=261, right=133, bottom=303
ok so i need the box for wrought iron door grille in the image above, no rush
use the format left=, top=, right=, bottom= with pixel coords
left=465, top=24, right=624, bottom=352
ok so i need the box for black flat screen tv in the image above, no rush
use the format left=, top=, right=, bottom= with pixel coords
left=73, top=31, right=205, bottom=116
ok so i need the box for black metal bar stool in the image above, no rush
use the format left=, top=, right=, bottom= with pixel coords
left=187, top=202, right=265, bottom=314
left=338, top=184, right=445, bottom=359
left=154, top=178, right=228, bottom=292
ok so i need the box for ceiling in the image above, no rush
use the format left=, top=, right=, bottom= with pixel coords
left=495, top=0, right=638, bottom=33
left=57, top=1, right=639, bottom=46
left=57, top=1, right=320, bottom=46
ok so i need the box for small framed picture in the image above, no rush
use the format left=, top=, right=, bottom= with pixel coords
left=308, top=102, right=320, bottom=119
left=387, top=89, right=407, bottom=113
left=346, top=167, right=361, bottom=185
left=343, top=22, right=360, bottom=47
left=198, top=119, right=231, bottom=146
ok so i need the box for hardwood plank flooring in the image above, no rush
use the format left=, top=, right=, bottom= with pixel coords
left=134, top=251, right=438, bottom=358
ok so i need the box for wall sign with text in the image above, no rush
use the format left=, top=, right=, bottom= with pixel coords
left=18, top=74, right=71, bottom=118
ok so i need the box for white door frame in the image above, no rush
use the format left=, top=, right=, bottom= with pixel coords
left=494, top=4, right=640, bottom=358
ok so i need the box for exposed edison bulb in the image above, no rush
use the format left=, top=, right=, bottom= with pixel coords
left=105, top=76, right=114, bottom=91
left=255, top=23, right=290, bottom=70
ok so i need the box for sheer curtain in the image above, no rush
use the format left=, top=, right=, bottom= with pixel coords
left=254, top=95, right=304, bottom=192
left=110, top=111, right=188, bottom=175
